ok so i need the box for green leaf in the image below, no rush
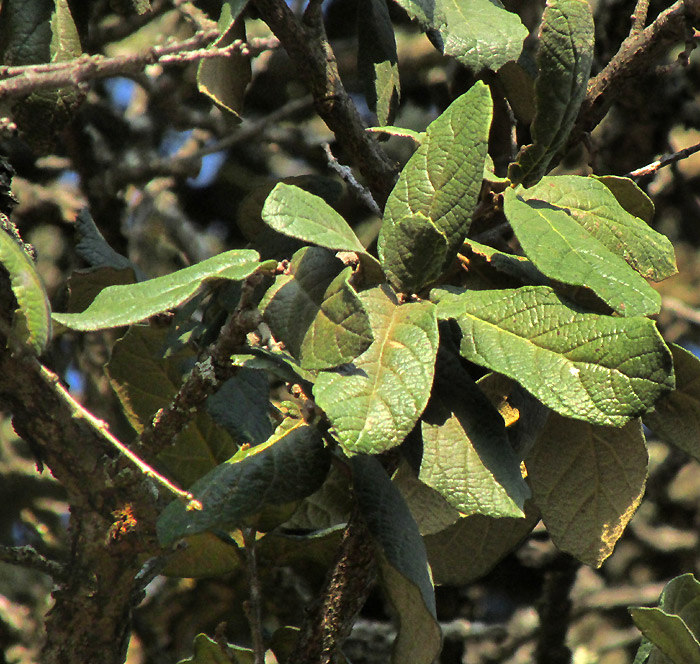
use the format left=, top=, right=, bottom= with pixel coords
left=352, top=456, right=441, bottom=664
left=657, top=574, right=700, bottom=631
left=503, top=188, right=661, bottom=317
left=366, top=126, right=424, bottom=144
left=433, top=285, right=674, bottom=426
left=424, top=502, right=540, bottom=585
left=65, top=267, right=136, bottom=315
left=630, top=574, right=700, bottom=664
left=314, top=286, right=438, bottom=454
left=463, top=239, right=547, bottom=287
left=420, top=345, right=530, bottom=518
left=177, top=634, right=254, bottom=664
left=630, top=609, right=700, bottom=664
left=378, top=82, right=492, bottom=291
left=106, top=326, right=237, bottom=487
left=196, top=4, right=251, bottom=118
left=52, top=249, right=260, bottom=330
left=0, top=230, right=51, bottom=356
left=508, top=0, right=594, bottom=187
left=358, top=0, right=400, bottom=125
left=632, top=638, right=655, bottom=664
left=239, top=176, right=344, bottom=260
left=526, top=414, right=648, bottom=567
left=206, top=369, right=272, bottom=446
left=645, top=345, right=700, bottom=463
left=51, top=0, right=82, bottom=62
left=392, top=0, right=527, bottom=73
left=262, top=183, right=367, bottom=255
left=260, top=247, right=373, bottom=370
left=593, top=175, right=655, bottom=225
left=522, top=176, right=676, bottom=282
left=157, top=421, right=331, bottom=546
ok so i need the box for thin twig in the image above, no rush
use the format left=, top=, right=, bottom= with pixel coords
left=0, top=544, right=67, bottom=580
left=105, top=96, right=312, bottom=190
left=663, top=295, right=700, bottom=326
left=323, top=143, right=381, bottom=217
left=630, top=0, right=650, bottom=34
left=626, top=141, right=700, bottom=177
left=173, top=0, right=218, bottom=33
left=36, top=362, right=200, bottom=508
left=243, top=528, right=266, bottom=664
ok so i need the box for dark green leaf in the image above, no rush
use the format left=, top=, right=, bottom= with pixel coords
left=314, top=286, right=438, bottom=454
left=378, top=82, right=492, bottom=291
left=526, top=414, right=648, bottom=567
left=433, top=285, right=674, bottom=426
left=282, top=466, right=353, bottom=531
left=358, top=0, right=400, bottom=125
left=206, top=369, right=272, bottom=446
left=378, top=213, right=448, bottom=292
left=0, top=0, right=53, bottom=65
left=630, top=609, right=700, bottom=664
left=644, top=345, right=700, bottom=463
left=197, top=4, right=250, bottom=118
left=74, top=209, right=135, bottom=272
left=260, top=246, right=373, bottom=369
left=630, top=574, right=700, bottom=664
left=424, top=502, right=540, bottom=585
left=352, top=456, right=441, bottom=664
left=157, top=422, right=331, bottom=546
left=504, top=188, right=661, bottom=316
left=229, top=349, right=316, bottom=388
left=106, top=326, right=237, bottom=487
left=163, top=532, right=242, bottom=578
left=508, top=0, right=594, bottom=187
left=52, top=249, right=260, bottom=330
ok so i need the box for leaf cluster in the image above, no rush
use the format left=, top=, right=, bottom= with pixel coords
left=2, top=0, right=700, bottom=662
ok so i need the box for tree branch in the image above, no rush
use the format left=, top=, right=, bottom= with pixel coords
left=535, top=554, right=580, bottom=664
left=626, top=140, right=700, bottom=177
left=289, top=507, right=377, bottom=664
left=0, top=33, right=278, bottom=102
left=572, top=0, right=700, bottom=143
left=134, top=272, right=266, bottom=459
left=0, top=544, right=67, bottom=581
left=253, top=0, right=398, bottom=207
